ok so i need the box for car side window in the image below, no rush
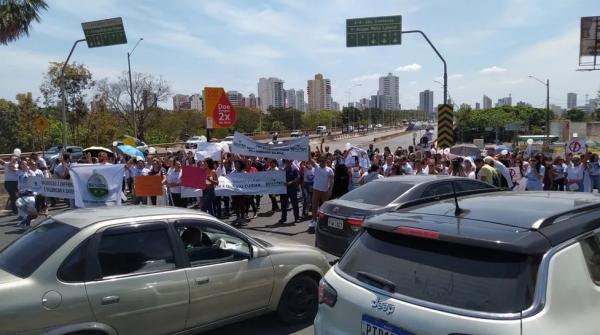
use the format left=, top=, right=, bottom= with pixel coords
left=58, top=238, right=92, bottom=282
left=421, top=182, right=453, bottom=198
left=176, top=221, right=251, bottom=267
left=456, top=180, right=494, bottom=192
left=581, top=233, right=600, bottom=285
left=96, top=224, right=176, bottom=279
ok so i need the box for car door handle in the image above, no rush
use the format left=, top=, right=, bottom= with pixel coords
left=195, top=277, right=210, bottom=285
left=101, top=295, right=120, bottom=305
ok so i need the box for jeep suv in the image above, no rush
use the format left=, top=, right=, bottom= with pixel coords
left=315, top=191, right=600, bottom=335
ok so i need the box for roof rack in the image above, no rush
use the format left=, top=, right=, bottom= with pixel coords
left=531, top=202, right=600, bottom=230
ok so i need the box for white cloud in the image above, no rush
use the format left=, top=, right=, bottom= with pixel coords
left=351, top=73, right=381, bottom=82
left=479, top=66, right=507, bottom=74
left=395, top=64, right=422, bottom=72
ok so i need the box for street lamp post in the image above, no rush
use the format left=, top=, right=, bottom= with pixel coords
left=128, top=38, right=143, bottom=138
left=60, top=39, right=86, bottom=147
left=528, top=75, right=550, bottom=146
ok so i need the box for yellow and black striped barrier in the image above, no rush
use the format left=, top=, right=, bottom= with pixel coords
left=437, top=104, right=454, bottom=148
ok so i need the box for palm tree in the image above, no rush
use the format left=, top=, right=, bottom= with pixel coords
left=0, top=0, right=48, bottom=45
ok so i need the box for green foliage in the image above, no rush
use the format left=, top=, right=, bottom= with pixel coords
left=302, top=110, right=342, bottom=130
left=232, top=107, right=260, bottom=133
left=456, top=105, right=555, bottom=132
left=0, top=0, right=48, bottom=45
left=564, top=109, right=586, bottom=122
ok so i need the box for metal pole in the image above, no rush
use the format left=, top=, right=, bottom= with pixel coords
left=128, top=52, right=136, bottom=137
left=402, top=30, right=448, bottom=104
left=546, top=79, right=550, bottom=145
left=60, top=39, right=86, bottom=148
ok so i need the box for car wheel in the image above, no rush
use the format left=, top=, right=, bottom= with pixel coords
left=277, top=275, right=319, bottom=324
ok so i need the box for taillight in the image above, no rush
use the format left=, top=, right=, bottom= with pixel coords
left=318, top=279, right=337, bottom=307
left=395, top=226, right=440, bottom=239
left=318, top=211, right=326, bottom=221
left=346, top=217, right=364, bottom=232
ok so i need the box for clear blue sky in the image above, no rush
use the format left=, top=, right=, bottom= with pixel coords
left=1, top=0, right=598, bottom=109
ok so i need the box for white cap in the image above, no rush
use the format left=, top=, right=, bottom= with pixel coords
left=136, top=156, right=144, bottom=162
left=501, top=149, right=508, bottom=156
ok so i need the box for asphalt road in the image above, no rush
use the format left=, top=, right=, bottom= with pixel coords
left=0, top=128, right=425, bottom=335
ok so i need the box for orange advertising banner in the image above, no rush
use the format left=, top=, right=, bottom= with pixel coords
left=134, top=175, right=163, bottom=196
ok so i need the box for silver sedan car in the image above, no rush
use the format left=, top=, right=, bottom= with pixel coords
left=0, top=207, right=330, bottom=335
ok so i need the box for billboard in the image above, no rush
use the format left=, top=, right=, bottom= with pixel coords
left=580, top=16, right=599, bottom=57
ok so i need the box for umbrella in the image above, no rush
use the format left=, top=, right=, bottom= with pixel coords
left=449, top=144, right=481, bottom=158
left=83, top=146, right=114, bottom=157
left=123, top=135, right=144, bottom=147
left=116, top=144, right=145, bottom=159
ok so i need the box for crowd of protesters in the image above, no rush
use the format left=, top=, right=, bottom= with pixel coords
left=2, top=133, right=600, bottom=232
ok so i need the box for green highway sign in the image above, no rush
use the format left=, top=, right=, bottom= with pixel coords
left=346, top=15, right=402, bottom=47
left=81, top=17, right=127, bottom=48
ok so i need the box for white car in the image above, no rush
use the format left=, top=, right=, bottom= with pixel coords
left=184, top=135, right=207, bottom=151
left=315, top=191, right=600, bottom=335
left=220, top=135, right=235, bottom=148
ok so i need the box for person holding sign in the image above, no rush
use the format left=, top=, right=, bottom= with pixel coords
left=167, top=159, right=184, bottom=207
left=309, top=155, right=334, bottom=233
left=148, top=159, right=167, bottom=205
left=567, top=156, right=585, bottom=192
left=201, top=158, right=219, bottom=216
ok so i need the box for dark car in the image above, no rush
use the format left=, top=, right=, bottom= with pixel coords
left=315, top=175, right=499, bottom=257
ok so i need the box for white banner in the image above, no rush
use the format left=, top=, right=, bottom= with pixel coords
left=194, top=142, right=225, bottom=161
left=215, top=171, right=286, bottom=196
left=70, top=164, right=125, bottom=208
left=181, top=187, right=203, bottom=198
left=345, top=147, right=371, bottom=169
left=19, top=176, right=75, bottom=199
left=232, top=132, right=309, bottom=161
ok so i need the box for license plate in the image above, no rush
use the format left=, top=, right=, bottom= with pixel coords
left=327, top=217, right=344, bottom=230
left=361, top=314, right=412, bottom=335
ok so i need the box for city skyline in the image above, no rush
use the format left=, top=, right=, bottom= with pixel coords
left=0, top=0, right=598, bottom=110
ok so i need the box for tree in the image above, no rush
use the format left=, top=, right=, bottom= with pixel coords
left=564, top=108, right=585, bottom=122
left=0, top=98, right=21, bottom=153
left=232, top=107, right=260, bottom=133
left=0, top=0, right=48, bottom=45
left=40, top=61, right=94, bottom=142
left=96, top=72, right=170, bottom=139
left=15, top=92, right=39, bottom=149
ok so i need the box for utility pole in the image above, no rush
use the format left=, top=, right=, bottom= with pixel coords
left=128, top=38, right=143, bottom=138
left=528, top=75, right=551, bottom=146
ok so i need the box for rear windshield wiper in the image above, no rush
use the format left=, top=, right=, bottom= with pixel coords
left=357, top=271, right=396, bottom=293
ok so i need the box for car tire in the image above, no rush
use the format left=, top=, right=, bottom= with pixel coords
left=276, top=275, right=319, bottom=324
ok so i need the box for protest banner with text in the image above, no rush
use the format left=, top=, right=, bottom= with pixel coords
left=231, top=132, right=310, bottom=161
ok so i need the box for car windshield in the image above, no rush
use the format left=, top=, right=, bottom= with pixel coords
left=338, top=228, right=540, bottom=314
left=339, top=181, right=413, bottom=206
left=0, top=219, right=79, bottom=278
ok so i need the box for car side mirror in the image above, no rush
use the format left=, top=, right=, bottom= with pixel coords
left=251, top=245, right=268, bottom=258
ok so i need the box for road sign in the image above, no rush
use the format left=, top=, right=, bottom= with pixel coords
left=81, top=17, right=127, bottom=48
left=32, top=116, right=49, bottom=133
left=203, top=87, right=237, bottom=129
left=437, top=104, right=454, bottom=148
left=580, top=16, right=599, bottom=57
left=566, top=139, right=586, bottom=154
left=346, top=15, right=402, bottom=47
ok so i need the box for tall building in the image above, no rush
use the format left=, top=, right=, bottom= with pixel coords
left=227, top=91, right=243, bottom=107
left=496, top=94, right=512, bottom=107
left=483, top=95, right=492, bottom=109
left=307, top=73, right=332, bottom=111
left=257, top=77, right=285, bottom=111
left=172, top=94, right=191, bottom=111
left=245, top=93, right=257, bottom=109
left=418, top=90, right=434, bottom=117
left=567, top=93, right=577, bottom=109
left=295, top=90, right=305, bottom=112
left=285, top=89, right=296, bottom=109
left=516, top=101, right=532, bottom=107
left=475, top=102, right=481, bottom=110
left=378, top=73, right=400, bottom=111
left=189, top=93, right=202, bottom=111
left=460, top=103, right=472, bottom=110
left=331, top=101, right=340, bottom=111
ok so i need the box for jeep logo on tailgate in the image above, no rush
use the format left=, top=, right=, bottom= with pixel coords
left=371, top=297, right=395, bottom=315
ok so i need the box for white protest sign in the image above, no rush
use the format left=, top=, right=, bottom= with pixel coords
left=344, top=147, right=370, bottom=169
left=232, top=132, right=309, bottom=161
left=215, top=171, right=286, bottom=196
left=194, top=142, right=224, bottom=161
left=20, top=175, right=75, bottom=199
left=69, top=164, right=125, bottom=208
left=565, top=139, right=586, bottom=154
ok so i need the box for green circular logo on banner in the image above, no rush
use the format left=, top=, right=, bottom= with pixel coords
left=87, top=170, right=109, bottom=198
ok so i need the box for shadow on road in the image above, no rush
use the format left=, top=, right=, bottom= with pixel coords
left=201, top=312, right=313, bottom=335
